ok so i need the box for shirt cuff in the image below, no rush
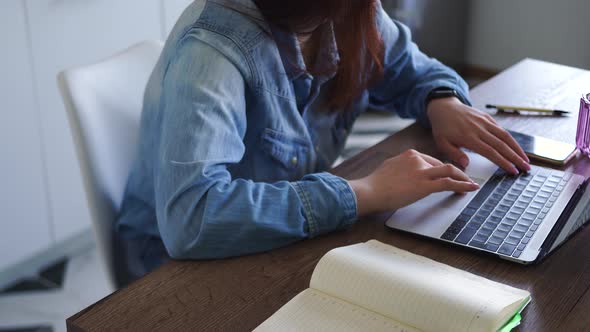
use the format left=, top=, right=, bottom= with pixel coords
left=291, top=172, right=358, bottom=238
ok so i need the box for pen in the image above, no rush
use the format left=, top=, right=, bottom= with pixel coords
left=486, top=104, right=571, bottom=116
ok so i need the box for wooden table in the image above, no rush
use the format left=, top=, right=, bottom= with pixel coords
left=68, top=59, right=590, bottom=331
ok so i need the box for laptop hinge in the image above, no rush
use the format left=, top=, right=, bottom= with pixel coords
left=538, top=179, right=588, bottom=259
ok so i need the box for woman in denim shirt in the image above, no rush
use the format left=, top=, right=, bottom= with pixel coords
left=117, top=0, right=530, bottom=277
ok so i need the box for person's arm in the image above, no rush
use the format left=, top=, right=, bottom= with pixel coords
left=367, top=4, right=529, bottom=174
left=154, top=36, right=357, bottom=260
left=367, top=4, right=471, bottom=128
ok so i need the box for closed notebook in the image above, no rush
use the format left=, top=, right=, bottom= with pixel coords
left=255, top=240, right=530, bottom=332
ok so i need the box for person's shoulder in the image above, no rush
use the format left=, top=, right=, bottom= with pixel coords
left=171, top=1, right=275, bottom=80
left=189, top=0, right=270, bottom=51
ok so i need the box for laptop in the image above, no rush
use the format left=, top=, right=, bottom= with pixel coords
left=385, top=151, right=589, bottom=264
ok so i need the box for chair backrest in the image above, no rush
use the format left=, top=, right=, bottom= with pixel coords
left=57, top=40, right=163, bottom=288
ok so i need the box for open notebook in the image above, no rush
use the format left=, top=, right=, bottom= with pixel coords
left=255, top=240, right=530, bottom=332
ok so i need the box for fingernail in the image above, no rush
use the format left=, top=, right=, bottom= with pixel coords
left=524, top=154, right=530, bottom=163
left=523, top=163, right=531, bottom=171
left=511, top=166, right=519, bottom=175
left=472, top=182, right=480, bottom=189
left=459, top=157, right=469, bottom=168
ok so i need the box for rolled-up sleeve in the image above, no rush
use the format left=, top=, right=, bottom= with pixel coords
left=155, top=35, right=357, bottom=260
left=368, top=4, right=471, bottom=128
left=292, top=172, right=357, bottom=237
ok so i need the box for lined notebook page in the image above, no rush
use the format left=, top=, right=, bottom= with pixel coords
left=254, top=288, right=419, bottom=332
left=310, top=241, right=530, bottom=332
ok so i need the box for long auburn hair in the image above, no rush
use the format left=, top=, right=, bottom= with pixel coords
left=254, top=0, right=384, bottom=109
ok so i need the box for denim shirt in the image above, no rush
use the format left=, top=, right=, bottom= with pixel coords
left=117, top=0, right=470, bottom=265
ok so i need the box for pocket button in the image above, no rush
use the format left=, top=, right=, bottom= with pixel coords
left=291, top=156, right=299, bottom=166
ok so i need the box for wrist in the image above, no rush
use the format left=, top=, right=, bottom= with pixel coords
left=426, top=96, right=462, bottom=119
left=349, top=178, right=372, bottom=217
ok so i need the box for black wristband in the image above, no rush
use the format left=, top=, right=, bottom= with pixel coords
left=425, top=88, right=462, bottom=104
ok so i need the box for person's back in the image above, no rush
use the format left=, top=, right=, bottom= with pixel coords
left=117, top=0, right=530, bottom=279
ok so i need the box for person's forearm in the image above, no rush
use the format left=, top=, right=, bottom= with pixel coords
left=156, top=171, right=357, bottom=259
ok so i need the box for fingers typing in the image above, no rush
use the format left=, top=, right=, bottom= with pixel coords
left=480, top=131, right=530, bottom=172
left=422, top=164, right=473, bottom=183
left=472, top=140, right=519, bottom=175
left=486, top=124, right=530, bottom=163
left=437, top=138, right=469, bottom=168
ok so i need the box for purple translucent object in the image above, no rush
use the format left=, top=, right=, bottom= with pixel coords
left=577, top=93, right=590, bottom=155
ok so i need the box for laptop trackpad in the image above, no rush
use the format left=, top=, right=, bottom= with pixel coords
left=385, top=152, right=496, bottom=239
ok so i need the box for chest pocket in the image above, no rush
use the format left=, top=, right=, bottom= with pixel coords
left=261, top=128, right=309, bottom=180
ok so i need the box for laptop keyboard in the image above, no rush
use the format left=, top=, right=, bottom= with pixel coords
left=441, top=166, right=572, bottom=258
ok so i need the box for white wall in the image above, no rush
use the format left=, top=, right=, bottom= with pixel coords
left=466, top=0, right=590, bottom=71
left=0, top=0, right=54, bottom=272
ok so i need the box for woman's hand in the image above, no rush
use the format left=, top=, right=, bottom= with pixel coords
left=349, top=149, right=480, bottom=217
left=427, top=97, right=530, bottom=175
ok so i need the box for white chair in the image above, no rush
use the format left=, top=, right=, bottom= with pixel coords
left=57, top=40, right=164, bottom=289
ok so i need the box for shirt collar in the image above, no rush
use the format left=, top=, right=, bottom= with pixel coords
left=209, top=0, right=270, bottom=33
left=270, top=22, right=340, bottom=82
left=211, top=0, right=340, bottom=81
